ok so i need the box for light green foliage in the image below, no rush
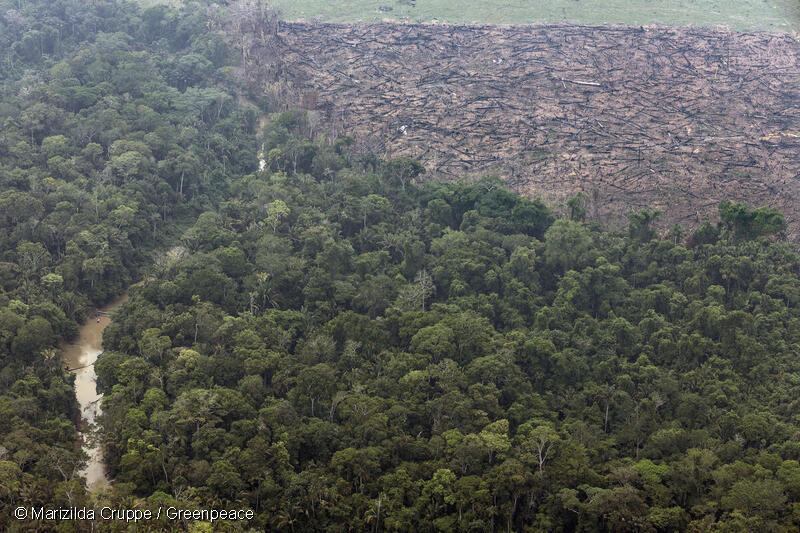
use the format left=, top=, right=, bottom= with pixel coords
left=263, top=199, right=290, bottom=232
left=478, top=419, right=511, bottom=464
left=260, top=0, right=798, bottom=31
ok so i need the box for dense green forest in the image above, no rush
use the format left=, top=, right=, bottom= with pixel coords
left=3, top=1, right=800, bottom=532
left=0, top=0, right=256, bottom=530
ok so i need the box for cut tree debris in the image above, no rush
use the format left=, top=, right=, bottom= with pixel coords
left=242, top=21, right=800, bottom=237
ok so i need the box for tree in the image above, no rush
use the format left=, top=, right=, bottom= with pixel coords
left=543, top=220, right=593, bottom=273
left=109, top=150, right=150, bottom=183
left=421, top=468, right=456, bottom=517
left=293, top=363, right=338, bottom=417
left=40, top=134, right=71, bottom=158
left=264, top=199, right=289, bottom=233
left=628, top=209, right=661, bottom=242
left=41, top=273, right=63, bottom=300
left=381, top=157, right=425, bottom=192
left=139, top=328, right=171, bottom=364
left=330, top=447, right=381, bottom=493
left=512, top=198, right=554, bottom=238
left=12, top=317, right=56, bottom=361
left=396, top=270, right=435, bottom=311
left=409, top=324, right=455, bottom=362
left=718, top=200, right=787, bottom=240
left=360, top=194, right=392, bottom=229
left=567, top=192, right=587, bottom=222
left=0, top=461, right=23, bottom=506
left=519, top=422, right=560, bottom=475
left=17, top=241, right=50, bottom=299
left=586, top=486, right=652, bottom=533
left=721, top=478, right=786, bottom=518
left=182, top=212, right=229, bottom=251
left=479, top=419, right=511, bottom=464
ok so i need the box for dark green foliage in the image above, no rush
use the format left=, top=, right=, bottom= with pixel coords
left=628, top=209, right=662, bottom=242
left=567, top=191, right=587, bottom=222
left=97, top=104, right=800, bottom=531
left=688, top=221, right=720, bottom=247
left=719, top=200, right=787, bottom=241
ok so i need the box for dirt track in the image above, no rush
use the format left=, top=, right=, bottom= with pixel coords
left=251, top=22, right=800, bottom=236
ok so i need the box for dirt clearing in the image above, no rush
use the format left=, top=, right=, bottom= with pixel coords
left=250, top=22, right=800, bottom=235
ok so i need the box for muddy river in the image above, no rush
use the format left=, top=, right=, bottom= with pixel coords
left=60, top=293, right=128, bottom=491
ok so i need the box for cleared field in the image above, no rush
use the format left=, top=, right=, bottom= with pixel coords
left=248, top=22, right=800, bottom=235
left=137, top=0, right=182, bottom=7
left=269, top=0, right=799, bottom=32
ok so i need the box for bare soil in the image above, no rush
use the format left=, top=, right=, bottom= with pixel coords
left=250, top=22, right=800, bottom=236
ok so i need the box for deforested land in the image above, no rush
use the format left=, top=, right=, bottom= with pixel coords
left=243, top=21, right=800, bottom=235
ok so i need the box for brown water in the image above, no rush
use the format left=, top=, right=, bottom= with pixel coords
left=60, top=293, right=128, bottom=491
